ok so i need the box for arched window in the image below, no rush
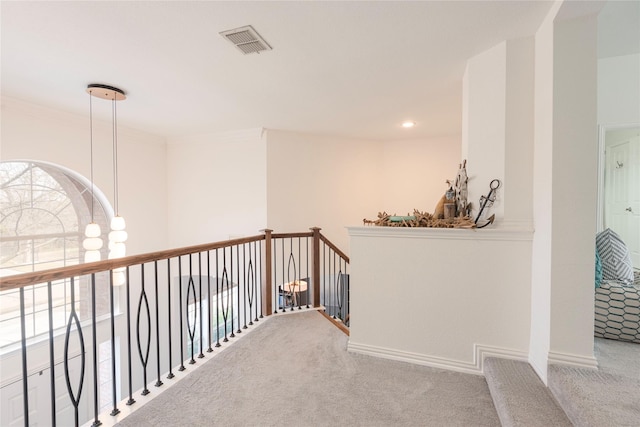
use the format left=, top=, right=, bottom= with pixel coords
left=0, top=160, right=112, bottom=348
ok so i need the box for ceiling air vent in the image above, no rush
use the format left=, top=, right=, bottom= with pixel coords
left=220, top=25, right=272, bottom=55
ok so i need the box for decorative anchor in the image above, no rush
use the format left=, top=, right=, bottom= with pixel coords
left=475, top=179, right=501, bottom=228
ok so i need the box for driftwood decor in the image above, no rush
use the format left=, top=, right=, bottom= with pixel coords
left=363, top=159, right=486, bottom=229
left=363, top=209, right=476, bottom=229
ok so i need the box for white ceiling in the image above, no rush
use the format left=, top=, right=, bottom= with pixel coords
left=2, top=1, right=568, bottom=141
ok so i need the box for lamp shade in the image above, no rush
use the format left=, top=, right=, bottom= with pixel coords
left=83, top=237, right=103, bottom=251
left=108, top=230, right=128, bottom=243
left=112, top=269, right=126, bottom=287
left=84, top=222, right=102, bottom=238
left=108, top=242, right=126, bottom=259
left=84, top=250, right=101, bottom=263
left=111, top=215, right=126, bottom=231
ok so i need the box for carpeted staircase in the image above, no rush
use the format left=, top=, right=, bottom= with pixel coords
left=483, top=358, right=571, bottom=427
left=548, top=364, right=640, bottom=426
left=484, top=354, right=640, bottom=426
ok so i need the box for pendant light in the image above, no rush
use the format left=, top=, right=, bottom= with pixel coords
left=86, top=84, right=127, bottom=285
left=83, top=86, right=103, bottom=262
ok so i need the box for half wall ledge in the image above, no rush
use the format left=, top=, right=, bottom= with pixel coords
left=346, top=222, right=534, bottom=373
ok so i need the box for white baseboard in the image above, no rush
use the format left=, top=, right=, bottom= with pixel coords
left=548, top=350, right=598, bottom=370
left=347, top=342, right=528, bottom=376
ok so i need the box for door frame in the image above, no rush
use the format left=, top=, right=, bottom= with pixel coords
left=597, top=122, right=640, bottom=232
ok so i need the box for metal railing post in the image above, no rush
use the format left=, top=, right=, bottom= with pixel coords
left=310, top=227, right=321, bottom=308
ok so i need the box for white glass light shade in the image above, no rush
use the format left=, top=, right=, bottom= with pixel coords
left=84, top=222, right=102, bottom=238
left=112, top=269, right=126, bottom=286
left=108, top=230, right=128, bottom=243
left=83, top=237, right=103, bottom=251
left=110, top=216, right=126, bottom=231
left=84, top=250, right=101, bottom=263
left=108, top=242, right=126, bottom=259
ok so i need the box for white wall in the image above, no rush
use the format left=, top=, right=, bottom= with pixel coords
left=530, top=1, right=557, bottom=381
left=505, top=37, right=535, bottom=225
left=379, top=136, right=461, bottom=216
left=462, top=37, right=534, bottom=227
left=166, top=129, right=267, bottom=248
left=548, top=11, right=598, bottom=367
left=265, top=130, right=381, bottom=252
left=598, top=53, right=640, bottom=126
left=462, top=42, right=507, bottom=222
left=265, top=130, right=460, bottom=253
left=531, top=3, right=600, bottom=382
left=348, top=226, right=532, bottom=374
left=0, top=97, right=168, bottom=255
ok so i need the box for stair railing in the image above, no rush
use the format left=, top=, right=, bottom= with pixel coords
left=0, top=227, right=348, bottom=427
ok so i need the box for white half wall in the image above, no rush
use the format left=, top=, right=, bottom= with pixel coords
left=348, top=226, right=532, bottom=374
left=166, top=129, right=267, bottom=248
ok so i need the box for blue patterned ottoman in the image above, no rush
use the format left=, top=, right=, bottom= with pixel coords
left=595, top=280, right=640, bottom=344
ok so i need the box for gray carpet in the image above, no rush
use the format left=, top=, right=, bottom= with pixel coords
left=549, top=338, right=640, bottom=427
left=116, top=310, right=500, bottom=427
left=484, top=358, right=571, bottom=427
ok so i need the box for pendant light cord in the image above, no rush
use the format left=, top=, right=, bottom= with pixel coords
left=89, top=89, right=95, bottom=222
left=112, top=98, right=119, bottom=215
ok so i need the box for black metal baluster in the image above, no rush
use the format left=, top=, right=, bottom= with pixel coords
left=207, top=251, right=213, bottom=353
left=281, top=239, right=286, bottom=311
left=187, top=255, right=197, bottom=364
left=243, top=244, right=248, bottom=329
left=125, top=267, right=135, bottom=406
left=332, top=250, right=337, bottom=319
left=91, top=273, right=101, bottom=427
left=198, top=252, right=205, bottom=358
left=109, top=272, right=120, bottom=416
left=258, top=242, right=263, bottom=319
left=287, top=238, right=297, bottom=312
left=247, top=243, right=255, bottom=326
left=178, top=256, right=185, bottom=371
left=323, top=242, right=327, bottom=315
left=48, top=281, right=57, bottom=426
left=221, top=248, right=230, bottom=342
left=215, top=248, right=221, bottom=348
left=19, top=287, right=29, bottom=427
left=154, top=261, right=163, bottom=387
left=236, top=244, right=242, bottom=334
left=137, top=265, right=151, bottom=395
left=298, top=237, right=302, bottom=310
left=230, top=247, right=235, bottom=338
left=273, top=239, right=278, bottom=314
left=167, top=259, right=175, bottom=379
left=64, top=277, right=85, bottom=427
left=305, top=237, right=312, bottom=308
left=336, top=267, right=343, bottom=322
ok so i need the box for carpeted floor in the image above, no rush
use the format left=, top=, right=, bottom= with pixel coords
left=115, top=310, right=500, bottom=427
left=548, top=337, right=640, bottom=426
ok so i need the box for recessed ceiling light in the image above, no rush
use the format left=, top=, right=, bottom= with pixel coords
left=402, top=121, right=416, bottom=128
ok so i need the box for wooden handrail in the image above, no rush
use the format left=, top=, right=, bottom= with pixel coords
left=0, top=234, right=266, bottom=291
left=319, top=233, right=350, bottom=263
left=271, top=231, right=314, bottom=239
